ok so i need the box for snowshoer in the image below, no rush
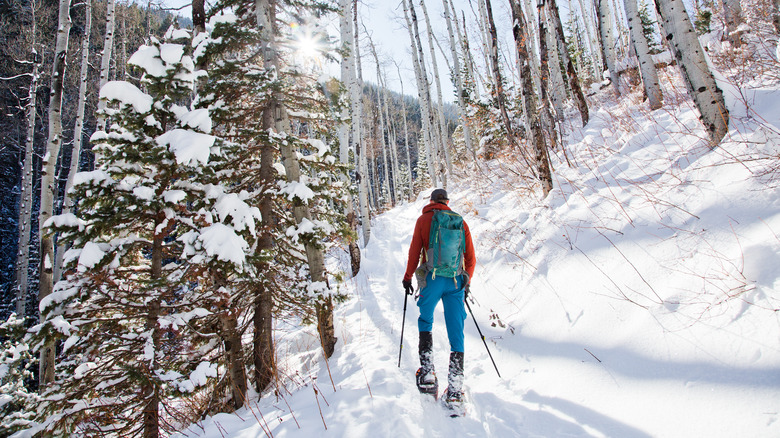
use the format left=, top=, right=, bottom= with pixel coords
left=402, top=188, right=476, bottom=413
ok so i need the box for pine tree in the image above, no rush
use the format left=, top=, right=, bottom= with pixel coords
left=35, top=28, right=230, bottom=436
left=638, top=0, right=662, bottom=54
left=0, top=314, right=38, bottom=436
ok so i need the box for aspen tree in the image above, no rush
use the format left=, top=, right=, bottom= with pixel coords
left=597, top=0, right=622, bottom=94
left=55, top=0, right=92, bottom=284
left=402, top=0, right=439, bottom=187
left=549, top=0, right=589, bottom=124
left=38, top=0, right=72, bottom=389
left=537, top=0, right=561, bottom=148
left=542, top=9, right=567, bottom=120
left=420, top=0, right=452, bottom=185
left=15, top=3, right=40, bottom=320
left=625, top=0, right=663, bottom=109
left=443, top=0, right=476, bottom=158
left=458, top=8, right=481, bottom=101
left=353, top=0, right=371, bottom=244
left=95, top=0, right=115, bottom=134
left=510, top=0, right=554, bottom=195
left=484, top=0, right=522, bottom=153
left=575, top=0, right=604, bottom=81
left=394, top=60, right=415, bottom=199
left=339, top=0, right=361, bottom=274
left=654, top=0, right=729, bottom=144
left=366, top=32, right=392, bottom=204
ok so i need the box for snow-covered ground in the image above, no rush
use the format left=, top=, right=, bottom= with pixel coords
left=176, top=81, right=780, bottom=437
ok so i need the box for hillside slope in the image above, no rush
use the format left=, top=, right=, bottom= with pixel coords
left=176, top=81, right=780, bottom=438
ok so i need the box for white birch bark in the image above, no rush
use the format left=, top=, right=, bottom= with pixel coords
left=624, top=0, right=663, bottom=109
left=55, top=0, right=92, bottom=283
left=15, top=12, right=40, bottom=319
left=510, top=0, right=554, bottom=196
left=339, top=0, right=352, bottom=170
left=120, top=4, right=126, bottom=80
left=95, top=0, right=116, bottom=134
left=338, top=0, right=361, bottom=272
left=550, top=0, right=590, bottom=124
left=39, top=0, right=72, bottom=388
left=654, top=0, right=729, bottom=144
left=457, top=9, right=481, bottom=101
left=475, top=0, right=497, bottom=95
left=394, top=61, right=415, bottom=199
left=577, top=0, right=604, bottom=80
left=365, top=33, right=391, bottom=204
left=484, top=0, right=523, bottom=156
left=420, top=0, right=452, bottom=187
left=542, top=6, right=566, bottom=119
left=597, top=0, right=622, bottom=95
left=521, top=0, right=545, bottom=102
left=444, top=0, right=476, bottom=158
left=352, top=0, right=371, bottom=244
left=388, top=108, right=400, bottom=204
left=402, top=0, right=438, bottom=187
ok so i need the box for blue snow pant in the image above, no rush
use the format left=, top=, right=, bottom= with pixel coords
left=417, top=272, right=467, bottom=353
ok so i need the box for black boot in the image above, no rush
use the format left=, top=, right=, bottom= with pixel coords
left=446, top=351, right=464, bottom=396
left=416, top=331, right=437, bottom=396
left=443, top=351, right=465, bottom=415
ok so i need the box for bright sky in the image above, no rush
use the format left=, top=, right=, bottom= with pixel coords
left=161, top=0, right=499, bottom=102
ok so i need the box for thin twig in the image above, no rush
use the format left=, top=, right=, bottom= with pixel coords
left=584, top=348, right=601, bottom=363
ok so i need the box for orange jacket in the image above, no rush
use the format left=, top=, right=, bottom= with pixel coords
left=403, top=202, right=476, bottom=283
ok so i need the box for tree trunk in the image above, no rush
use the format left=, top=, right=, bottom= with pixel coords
left=543, top=10, right=567, bottom=120
left=723, top=0, right=743, bottom=48
left=366, top=34, right=391, bottom=205
left=597, top=0, right=622, bottom=95
left=55, top=0, right=92, bottom=283
left=220, top=304, right=247, bottom=409
left=394, top=61, right=415, bottom=200
left=484, top=0, right=522, bottom=155
left=95, top=0, right=116, bottom=134
left=537, top=1, right=560, bottom=131
left=39, top=0, right=72, bottom=389
left=624, top=0, right=663, bottom=109
left=774, top=0, right=780, bottom=34
left=352, top=0, right=371, bottom=245
left=257, top=0, right=337, bottom=358
left=510, top=0, right=554, bottom=196
left=458, top=10, right=481, bottom=101
left=443, top=0, right=476, bottom=159
left=403, top=0, right=439, bottom=188
left=143, top=233, right=163, bottom=438
left=654, top=0, right=729, bottom=144
left=420, top=0, right=452, bottom=186
left=192, top=0, right=206, bottom=34
left=576, top=0, right=604, bottom=81
left=339, top=0, right=362, bottom=273
left=549, top=0, right=589, bottom=124
left=15, top=40, right=40, bottom=320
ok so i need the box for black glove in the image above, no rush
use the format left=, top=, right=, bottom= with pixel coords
left=464, top=284, right=471, bottom=300
left=403, top=279, right=414, bottom=295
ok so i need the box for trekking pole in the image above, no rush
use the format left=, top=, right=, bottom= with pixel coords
left=398, top=290, right=409, bottom=367
left=465, top=300, right=501, bottom=378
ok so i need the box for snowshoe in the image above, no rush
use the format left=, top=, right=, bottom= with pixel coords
left=441, top=388, right=466, bottom=417
left=416, top=367, right=438, bottom=398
